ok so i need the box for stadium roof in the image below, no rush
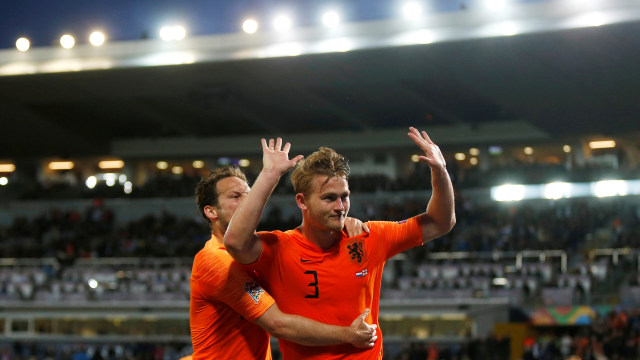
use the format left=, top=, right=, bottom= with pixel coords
left=1, top=0, right=639, bottom=159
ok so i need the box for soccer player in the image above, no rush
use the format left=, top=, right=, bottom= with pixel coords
left=190, top=165, right=377, bottom=359
left=223, top=127, right=456, bottom=359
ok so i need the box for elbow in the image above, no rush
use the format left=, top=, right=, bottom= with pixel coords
left=261, top=316, right=289, bottom=339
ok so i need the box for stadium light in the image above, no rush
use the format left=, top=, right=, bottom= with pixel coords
left=88, top=279, right=99, bottom=289
left=402, top=2, right=423, bottom=20
left=0, top=177, right=8, bottom=186
left=273, top=15, right=293, bottom=32
left=242, top=19, right=259, bottom=34
left=89, top=31, right=106, bottom=46
left=85, top=176, right=97, bottom=189
left=124, top=181, right=133, bottom=194
left=172, top=166, right=184, bottom=175
left=60, top=34, right=75, bottom=49
left=49, top=161, right=74, bottom=170
left=524, top=147, right=533, bottom=155
left=589, top=140, right=616, bottom=149
left=16, top=37, right=30, bottom=52
left=592, top=180, right=627, bottom=198
left=156, top=161, right=169, bottom=170
left=104, top=173, right=117, bottom=186
left=491, top=184, right=525, bottom=202
left=469, top=157, right=478, bottom=165
left=160, top=26, right=187, bottom=41
left=563, top=145, right=571, bottom=153
left=0, top=163, right=16, bottom=172
left=238, top=159, right=250, bottom=167
left=99, top=160, right=124, bottom=169
left=322, top=11, right=341, bottom=28
left=469, top=148, right=480, bottom=156
left=544, top=182, right=572, bottom=200
left=485, top=0, right=508, bottom=11
left=454, top=153, right=466, bottom=161
left=411, top=155, right=420, bottom=163
left=193, top=160, right=205, bottom=169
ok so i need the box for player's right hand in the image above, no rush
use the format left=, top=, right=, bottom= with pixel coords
left=349, top=308, right=378, bottom=348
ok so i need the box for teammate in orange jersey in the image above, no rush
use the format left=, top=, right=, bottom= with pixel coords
left=224, top=127, right=456, bottom=359
left=189, top=165, right=377, bottom=360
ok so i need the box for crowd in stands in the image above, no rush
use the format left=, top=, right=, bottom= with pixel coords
left=0, top=342, right=192, bottom=360
left=2, top=158, right=637, bottom=201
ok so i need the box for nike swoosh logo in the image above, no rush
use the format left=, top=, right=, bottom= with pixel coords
left=300, top=258, right=311, bottom=263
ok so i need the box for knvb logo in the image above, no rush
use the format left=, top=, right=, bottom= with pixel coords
left=345, top=238, right=367, bottom=265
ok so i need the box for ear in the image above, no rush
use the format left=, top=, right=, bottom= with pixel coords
left=295, top=193, right=307, bottom=211
left=204, top=205, right=218, bottom=222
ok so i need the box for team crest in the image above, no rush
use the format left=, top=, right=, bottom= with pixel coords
left=345, top=238, right=367, bottom=265
left=244, top=282, right=265, bottom=304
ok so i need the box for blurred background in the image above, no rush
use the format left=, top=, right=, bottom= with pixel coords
left=2, top=0, right=640, bottom=359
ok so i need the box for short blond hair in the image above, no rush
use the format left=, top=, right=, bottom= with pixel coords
left=291, top=147, right=349, bottom=195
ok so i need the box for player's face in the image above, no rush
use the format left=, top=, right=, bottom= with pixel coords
left=214, top=176, right=250, bottom=230
left=304, top=175, right=350, bottom=232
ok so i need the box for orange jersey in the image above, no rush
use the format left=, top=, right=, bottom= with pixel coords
left=250, top=216, right=423, bottom=360
left=190, top=236, right=276, bottom=360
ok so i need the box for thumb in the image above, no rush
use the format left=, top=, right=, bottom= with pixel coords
left=291, top=155, right=304, bottom=165
left=360, top=308, right=370, bottom=320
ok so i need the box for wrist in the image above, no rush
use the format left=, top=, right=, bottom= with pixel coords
left=260, top=168, right=283, bottom=182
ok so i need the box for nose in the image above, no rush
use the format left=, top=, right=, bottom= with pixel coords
left=334, top=199, right=345, bottom=211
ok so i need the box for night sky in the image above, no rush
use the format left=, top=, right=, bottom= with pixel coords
left=0, top=0, right=413, bottom=50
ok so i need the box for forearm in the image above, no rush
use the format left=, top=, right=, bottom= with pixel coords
left=422, top=166, right=456, bottom=238
left=257, top=306, right=354, bottom=346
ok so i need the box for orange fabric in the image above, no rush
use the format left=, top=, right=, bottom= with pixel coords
left=190, top=235, right=276, bottom=360
left=251, top=216, right=423, bottom=360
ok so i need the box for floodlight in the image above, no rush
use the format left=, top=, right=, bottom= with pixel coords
left=60, top=34, right=75, bottom=49
left=243, top=19, right=259, bottom=34
left=16, top=37, right=30, bottom=52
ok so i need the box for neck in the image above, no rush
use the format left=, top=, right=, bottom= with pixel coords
left=210, top=224, right=225, bottom=243
left=299, top=220, right=342, bottom=250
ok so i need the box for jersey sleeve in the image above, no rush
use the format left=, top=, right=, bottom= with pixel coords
left=247, top=231, right=281, bottom=278
left=366, top=215, right=424, bottom=261
left=194, top=250, right=275, bottom=322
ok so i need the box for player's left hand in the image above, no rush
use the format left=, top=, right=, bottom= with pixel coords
left=261, top=137, right=304, bottom=177
left=407, top=127, right=446, bottom=170
left=344, top=217, right=369, bottom=237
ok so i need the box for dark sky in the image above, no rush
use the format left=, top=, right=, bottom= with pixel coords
left=0, top=0, right=411, bottom=50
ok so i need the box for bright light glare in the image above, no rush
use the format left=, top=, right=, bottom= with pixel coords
left=172, top=166, right=184, bottom=175
left=16, top=37, right=30, bottom=52
left=491, top=184, right=525, bottom=202
left=589, top=140, right=616, bottom=149
left=105, top=173, right=117, bottom=187
left=160, top=26, right=186, bottom=41
left=493, top=277, right=508, bottom=286
left=469, top=157, right=478, bottom=165
left=273, top=15, right=292, bottom=32
left=455, top=153, right=466, bottom=161
left=124, top=181, right=133, bottom=194
left=317, top=38, right=352, bottom=53
left=49, top=161, right=74, bottom=170
left=0, top=177, right=8, bottom=186
left=469, top=148, right=480, bottom=156
left=85, top=176, right=97, bottom=189
left=118, top=175, right=127, bottom=185
left=500, top=22, right=518, bottom=36
left=99, top=160, right=124, bottom=169
left=193, top=160, right=205, bottom=169
left=157, top=161, right=169, bottom=170
left=0, top=164, right=16, bottom=172
left=592, top=180, right=627, bottom=198
left=88, top=279, right=98, bottom=289
left=402, top=2, right=423, bottom=20
left=60, top=34, right=75, bottom=49
left=524, top=147, right=533, bottom=155
left=411, top=155, right=420, bottom=163
left=322, top=11, right=341, bottom=28
left=485, top=0, right=507, bottom=11
left=544, top=182, right=572, bottom=200
left=89, top=31, right=106, bottom=46
left=563, top=145, right=571, bottom=153
left=243, top=19, right=259, bottom=34
left=238, top=159, right=250, bottom=167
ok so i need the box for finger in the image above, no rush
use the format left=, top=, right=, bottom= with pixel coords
left=421, top=130, right=433, bottom=144
left=268, top=138, right=275, bottom=149
left=291, top=155, right=304, bottom=165
left=275, top=137, right=282, bottom=150
left=362, top=222, right=370, bottom=234
left=360, top=308, right=370, bottom=319
left=283, top=142, right=291, bottom=153
left=261, top=138, right=269, bottom=151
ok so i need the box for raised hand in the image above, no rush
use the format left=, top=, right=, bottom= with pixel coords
left=349, top=308, right=378, bottom=348
left=407, top=127, right=446, bottom=170
left=261, top=137, right=304, bottom=176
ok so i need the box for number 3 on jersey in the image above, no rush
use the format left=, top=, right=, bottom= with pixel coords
left=304, top=270, right=319, bottom=298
